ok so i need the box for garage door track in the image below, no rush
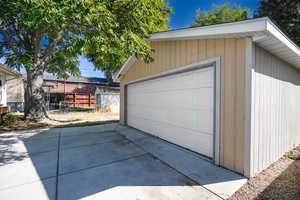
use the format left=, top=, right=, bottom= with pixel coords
left=0, top=124, right=246, bottom=200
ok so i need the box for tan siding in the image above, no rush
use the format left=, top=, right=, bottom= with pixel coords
left=223, top=38, right=236, bottom=170
left=120, top=38, right=247, bottom=174
left=235, top=39, right=246, bottom=173
left=250, top=45, right=300, bottom=176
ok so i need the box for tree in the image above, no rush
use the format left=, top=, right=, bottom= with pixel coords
left=0, top=0, right=170, bottom=120
left=191, top=3, right=250, bottom=27
left=254, top=0, right=300, bottom=46
left=84, top=1, right=170, bottom=86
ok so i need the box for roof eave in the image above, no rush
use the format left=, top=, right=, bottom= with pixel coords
left=0, top=65, right=21, bottom=77
left=115, top=17, right=300, bottom=79
left=150, top=17, right=268, bottom=41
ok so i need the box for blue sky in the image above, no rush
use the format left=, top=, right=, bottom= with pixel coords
left=1, top=0, right=260, bottom=78
left=168, top=0, right=259, bottom=29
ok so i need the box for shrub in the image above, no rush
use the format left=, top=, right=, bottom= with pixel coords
left=0, top=113, right=21, bottom=126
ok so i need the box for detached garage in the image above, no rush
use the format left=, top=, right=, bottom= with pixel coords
left=115, top=17, right=300, bottom=178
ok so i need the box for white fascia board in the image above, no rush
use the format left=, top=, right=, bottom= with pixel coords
left=114, top=56, right=136, bottom=82
left=150, top=17, right=268, bottom=41
left=266, top=19, right=300, bottom=57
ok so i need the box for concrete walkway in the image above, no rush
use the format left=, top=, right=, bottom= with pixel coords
left=0, top=124, right=247, bottom=200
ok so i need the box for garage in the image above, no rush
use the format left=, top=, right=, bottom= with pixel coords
left=116, top=17, right=300, bottom=178
left=126, top=66, right=216, bottom=158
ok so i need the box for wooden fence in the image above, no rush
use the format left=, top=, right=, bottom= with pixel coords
left=62, top=93, right=95, bottom=107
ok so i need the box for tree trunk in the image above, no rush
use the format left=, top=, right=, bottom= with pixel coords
left=24, top=70, right=47, bottom=121
left=105, top=70, right=113, bottom=86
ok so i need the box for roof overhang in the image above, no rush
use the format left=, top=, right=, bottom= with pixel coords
left=115, top=17, right=300, bottom=81
left=0, top=65, right=21, bottom=77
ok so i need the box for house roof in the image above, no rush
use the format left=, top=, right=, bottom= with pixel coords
left=115, top=17, right=300, bottom=81
left=43, top=75, right=119, bottom=87
left=0, top=64, right=21, bottom=77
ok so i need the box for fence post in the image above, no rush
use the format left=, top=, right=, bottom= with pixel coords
left=73, top=93, right=76, bottom=107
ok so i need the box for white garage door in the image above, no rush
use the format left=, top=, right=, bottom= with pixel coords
left=127, top=66, right=215, bottom=158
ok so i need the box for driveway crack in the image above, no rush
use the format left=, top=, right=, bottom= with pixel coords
left=55, top=129, right=62, bottom=200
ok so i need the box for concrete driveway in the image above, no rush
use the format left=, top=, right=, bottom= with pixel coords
left=0, top=124, right=246, bottom=200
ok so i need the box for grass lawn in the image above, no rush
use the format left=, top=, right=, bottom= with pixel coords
left=0, top=107, right=119, bottom=132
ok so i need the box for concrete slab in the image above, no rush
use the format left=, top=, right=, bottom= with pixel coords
left=116, top=125, right=152, bottom=141
left=59, top=139, right=145, bottom=174
left=8, top=137, right=58, bottom=155
left=0, top=151, right=57, bottom=190
left=134, top=137, right=247, bottom=199
left=60, top=131, right=125, bottom=149
left=60, top=124, right=117, bottom=137
left=0, top=177, right=56, bottom=200
left=15, top=128, right=60, bottom=140
left=57, top=154, right=221, bottom=200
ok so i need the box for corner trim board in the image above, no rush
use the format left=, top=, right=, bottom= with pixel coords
left=244, top=38, right=254, bottom=177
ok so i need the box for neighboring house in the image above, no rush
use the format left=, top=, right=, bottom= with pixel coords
left=0, top=64, right=21, bottom=114
left=6, top=74, right=25, bottom=112
left=43, top=75, right=119, bottom=110
left=115, top=17, right=300, bottom=178
left=95, top=87, right=120, bottom=113
left=7, top=75, right=120, bottom=111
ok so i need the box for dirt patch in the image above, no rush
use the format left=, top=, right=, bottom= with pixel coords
left=229, top=146, right=300, bottom=200
left=0, top=111, right=119, bottom=133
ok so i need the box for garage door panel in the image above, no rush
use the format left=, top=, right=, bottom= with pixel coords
left=128, top=88, right=214, bottom=110
left=129, top=68, right=213, bottom=94
left=127, top=66, right=215, bottom=158
left=128, top=115, right=213, bottom=157
left=128, top=104, right=213, bottom=134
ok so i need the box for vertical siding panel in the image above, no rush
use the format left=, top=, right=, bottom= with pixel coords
left=223, top=38, right=236, bottom=170
left=150, top=42, right=155, bottom=75
left=180, top=40, right=187, bottom=66
left=275, top=56, right=280, bottom=158
left=250, top=44, right=257, bottom=176
left=188, top=40, right=198, bottom=63
left=207, top=39, right=216, bottom=58
left=164, top=41, right=171, bottom=70
left=169, top=41, right=176, bottom=69
left=265, top=51, right=271, bottom=168
left=235, top=38, right=245, bottom=173
left=251, top=45, right=300, bottom=176
left=269, top=54, right=275, bottom=163
left=159, top=41, right=165, bottom=73
left=258, top=47, right=264, bottom=172
left=215, top=38, right=225, bottom=165
left=175, top=41, right=181, bottom=67
left=198, top=40, right=207, bottom=60
left=253, top=46, right=259, bottom=174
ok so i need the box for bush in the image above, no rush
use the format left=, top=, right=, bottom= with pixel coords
left=0, top=113, right=21, bottom=126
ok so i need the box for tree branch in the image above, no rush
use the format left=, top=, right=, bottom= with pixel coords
left=12, top=21, right=32, bottom=51
left=40, top=24, right=66, bottom=66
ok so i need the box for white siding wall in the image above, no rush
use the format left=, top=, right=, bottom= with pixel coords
left=250, top=45, right=300, bottom=176
left=0, top=73, right=7, bottom=106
